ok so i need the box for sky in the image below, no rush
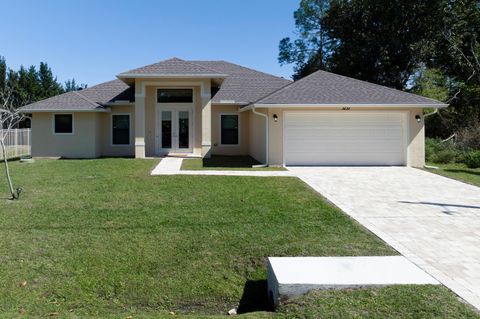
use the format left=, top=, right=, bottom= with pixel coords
left=1, top=0, right=299, bottom=87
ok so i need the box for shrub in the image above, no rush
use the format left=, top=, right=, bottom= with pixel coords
left=456, top=122, right=480, bottom=150
left=425, top=138, right=458, bottom=164
left=464, top=150, right=480, bottom=168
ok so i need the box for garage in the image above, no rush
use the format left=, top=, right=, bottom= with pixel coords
left=283, top=111, right=407, bottom=166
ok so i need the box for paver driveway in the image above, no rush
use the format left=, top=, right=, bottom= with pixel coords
left=288, top=166, right=480, bottom=311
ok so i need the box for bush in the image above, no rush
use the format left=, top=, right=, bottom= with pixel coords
left=425, top=138, right=459, bottom=164
left=464, top=150, right=480, bottom=168
left=456, top=122, right=480, bottom=150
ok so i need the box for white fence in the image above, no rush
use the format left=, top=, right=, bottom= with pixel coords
left=0, top=129, right=31, bottom=160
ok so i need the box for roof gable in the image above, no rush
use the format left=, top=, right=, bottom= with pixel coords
left=255, top=70, right=446, bottom=106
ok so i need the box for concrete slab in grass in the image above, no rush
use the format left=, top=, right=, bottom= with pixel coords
left=267, top=256, right=439, bottom=308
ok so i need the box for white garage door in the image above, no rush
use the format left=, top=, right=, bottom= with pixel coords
left=284, top=112, right=406, bottom=166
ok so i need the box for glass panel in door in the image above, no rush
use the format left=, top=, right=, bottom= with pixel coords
left=161, top=111, right=172, bottom=149
left=178, top=111, right=189, bottom=149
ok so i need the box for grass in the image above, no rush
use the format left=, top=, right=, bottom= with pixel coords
left=277, top=286, right=479, bottom=318
left=426, top=162, right=480, bottom=187
left=0, top=159, right=477, bottom=318
left=181, top=155, right=285, bottom=171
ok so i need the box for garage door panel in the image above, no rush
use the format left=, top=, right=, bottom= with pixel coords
left=284, top=112, right=405, bottom=166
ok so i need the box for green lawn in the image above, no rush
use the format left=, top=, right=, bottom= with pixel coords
left=181, top=155, right=285, bottom=171
left=426, top=162, right=480, bottom=187
left=0, top=159, right=477, bottom=318
left=277, top=286, right=478, bottom=318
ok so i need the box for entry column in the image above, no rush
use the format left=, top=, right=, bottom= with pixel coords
left=201, top=81, right=212, bottom=158
left=134, top=82, right=146, bottom=158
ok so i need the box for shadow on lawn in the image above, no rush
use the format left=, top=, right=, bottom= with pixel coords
left=237, top=280, right=273, bottom=314
left=202, top=155, right=260, bottom=168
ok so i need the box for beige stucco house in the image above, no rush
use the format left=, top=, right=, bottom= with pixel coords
left=20, top=58, right=447, bottom=167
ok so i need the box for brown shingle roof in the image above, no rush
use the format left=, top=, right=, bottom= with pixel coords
left=118, top=57, right=227, bottom=77
left=20, top=79, right=132, bottom=111
left=191, top=61, right=291, bottom=105
left=255, top=70, right=446, bottom=106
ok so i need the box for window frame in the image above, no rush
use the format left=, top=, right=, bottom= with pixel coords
left=111, top=113, right=132, bottom=147
left=219, top=113, right=240, bottom=146
left=157, top=88, right=194, bottom=104
left=52, top=113, right=74, bottom=135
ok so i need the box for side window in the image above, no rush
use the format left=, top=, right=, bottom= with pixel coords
left=54, top=114, right=73, bottom=134
left=112, top=114, right=130, bottom=145
left=220, top=114, right=239, bottom=145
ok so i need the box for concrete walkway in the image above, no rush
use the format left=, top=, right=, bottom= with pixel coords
left=288, top=166, right=480, bottom=310
left=151, top=157, right=294, bottom=177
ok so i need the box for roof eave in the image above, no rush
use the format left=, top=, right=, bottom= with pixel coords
left=19, top=108, right=111, bottom=113
left=246, top=103, right=448, bottom=110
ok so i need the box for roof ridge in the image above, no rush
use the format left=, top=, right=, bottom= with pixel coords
left=192, top=60, right=292, bottom=82
left=252, top=70, right=320, bottom=104
left=72, top=90, right=101, bottom=107
left=186, top=60, right=228, bottom=75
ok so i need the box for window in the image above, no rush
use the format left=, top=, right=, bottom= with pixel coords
left=220, top=114, right=239, bottom=145
left=112, top=114, right=130, bottom=145
left=157, top=89, right=193, bottom=103
left=54, top=114, right=73, bottom=134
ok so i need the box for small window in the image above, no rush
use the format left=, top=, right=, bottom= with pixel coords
left=112, top=114, right=130, bottom=145
left=54, top=114, right=73, bottom=134
left=220, top=114, right=239, bottom=145
left=157, top=89, right=193, bottom=103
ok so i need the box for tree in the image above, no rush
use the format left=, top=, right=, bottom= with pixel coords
left=0, top=56, right=6, bottom=91
left=38, top=62, right=63, bottom=99
left=279, top=0, right=480, bottom=139
left=0, top=56, right=74, bottom=109
left=278, top=0, right=332, bottom=80
left=64, top=78, right=87, bottom=92
left=0, top=87, right=25, bottom=200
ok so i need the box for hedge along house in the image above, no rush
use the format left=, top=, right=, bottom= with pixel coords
left=20, top=58, right=447, bottom=166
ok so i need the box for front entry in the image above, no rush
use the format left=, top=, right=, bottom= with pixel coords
left=156, top=105, right=193, bottom=154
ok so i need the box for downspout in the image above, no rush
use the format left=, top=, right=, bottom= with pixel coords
left=251, top=105, right=269, bottom=168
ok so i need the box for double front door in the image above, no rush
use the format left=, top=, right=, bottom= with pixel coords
left=156, top=105, right=193, bottom=154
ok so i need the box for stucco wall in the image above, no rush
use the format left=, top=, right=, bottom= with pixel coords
left=31, top=112, right=99, bottom=158
left=264, top=107, right=425, bottom=167
left=210, top=105, right=249, bottom=156
left=142, top=81, right=204, bottom=156
left=407, top=108, right=425, bottom=167
left=98, top=105, right=135, bottom=157
left=248, top=109, right=267, bottom=163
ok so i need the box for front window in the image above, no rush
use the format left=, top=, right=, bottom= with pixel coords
left=220, top=114, right=239, bottom=145
left=157, top=89, right=193, bottom=103
left=112, top=114, right=130, bottom=145
left=54, top=114, right=73, bottom=134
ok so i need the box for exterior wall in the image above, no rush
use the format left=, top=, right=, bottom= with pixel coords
left=407, top=108, right=425, bottom=167
left=98, top=105, right=135, bottom=157
left=211, top=105, right=249, bottom=156
left=31, top=112, right=99, bottom=158
left=264, top=107, right=426, bottom=167
left=140, top=79, right=206, bottom=157
left=248, top=109, right=267, bottom=163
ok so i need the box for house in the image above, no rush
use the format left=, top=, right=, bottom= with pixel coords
left=20, top=57, right=447, bottom=166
